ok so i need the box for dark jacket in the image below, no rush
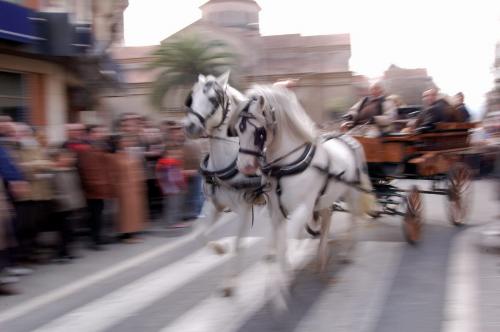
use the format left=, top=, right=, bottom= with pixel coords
left=416, top=99, right=452, bottom=130
left=456, top=103, right=471, bottom=122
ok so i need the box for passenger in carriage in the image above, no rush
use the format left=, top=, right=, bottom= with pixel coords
left=413, top=88, right=458, bottom=132
left=342, top=82, right=397, bottom=136
left=453, top=92, right=471, bottom=122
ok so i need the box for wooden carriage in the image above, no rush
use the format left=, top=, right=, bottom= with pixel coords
left=350, top=122, right=477, bottom=244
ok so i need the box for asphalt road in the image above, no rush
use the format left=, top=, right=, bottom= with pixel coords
left=0, top=179, right=498, bottom=332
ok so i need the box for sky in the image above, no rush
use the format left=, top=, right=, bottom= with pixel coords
left=124, top=0, right=500, bottom=114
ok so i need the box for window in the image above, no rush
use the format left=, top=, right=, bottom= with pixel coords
left=0, top=71, right=29, bottom=122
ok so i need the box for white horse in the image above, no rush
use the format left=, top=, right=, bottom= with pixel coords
left=229, top=85, right=373, bottom=297
left=183, top=71, right=264, bottom=296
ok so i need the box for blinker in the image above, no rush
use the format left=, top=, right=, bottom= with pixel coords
left=185, top=93, right=193, bottom=108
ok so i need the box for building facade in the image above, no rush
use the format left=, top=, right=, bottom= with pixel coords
left=0, top=0, right=127, bottom=142
left=381, top=64, right=437, bottom=106
left=105, top=0, right=358, bottom=123
left=486, top=42, right=500, bottom=114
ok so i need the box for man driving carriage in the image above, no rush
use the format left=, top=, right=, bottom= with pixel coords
left=342, top=82, right=397, bottom=136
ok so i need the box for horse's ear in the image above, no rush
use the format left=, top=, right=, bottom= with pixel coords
left=198, top=74, right=206, bottom=83
left=216, top=70, right=230, bottom=88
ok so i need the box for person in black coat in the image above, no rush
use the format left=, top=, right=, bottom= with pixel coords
left=454, top=92, right=471, bottom=122
left=415, top=89, right=453, bottom=131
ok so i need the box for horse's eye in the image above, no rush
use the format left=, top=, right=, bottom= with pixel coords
left=209, top=96, right=218, bottom=106
left=254, top=127, right=267, bottom=149
left=239, top=118, right=246, bottom=133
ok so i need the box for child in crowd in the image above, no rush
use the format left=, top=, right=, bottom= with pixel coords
left=156, top=147, right=186, bottom=228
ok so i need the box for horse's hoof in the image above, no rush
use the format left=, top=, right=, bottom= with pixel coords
left=209, top=242, right=227, bottom=255
left=221, top=287, right=233, bottom=297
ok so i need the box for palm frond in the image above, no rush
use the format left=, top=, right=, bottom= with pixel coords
left=147, top=34, right=238, bottom=110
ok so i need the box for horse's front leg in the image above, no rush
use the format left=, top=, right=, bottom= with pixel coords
left=195, top=200, right=224, bottom=254
left=268, top=201, right=313, bottom=313
left=221, top=203, right=251, bottom=297
left=266, top=211, right=289, bottom=314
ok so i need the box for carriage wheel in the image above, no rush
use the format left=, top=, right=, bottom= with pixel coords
left=403, top=185, right=423, bottom=245
left=447, top=162, right=472, bottom=226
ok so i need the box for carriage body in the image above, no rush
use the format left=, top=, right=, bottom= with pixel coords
left=350, top=122, right=477, bottom=244
left=354, top=122, right=476, bottom=179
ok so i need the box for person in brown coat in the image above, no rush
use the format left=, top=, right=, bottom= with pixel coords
left=112, top=135, right=147, bottom=243
left=77, top=125, right=114, bottom=250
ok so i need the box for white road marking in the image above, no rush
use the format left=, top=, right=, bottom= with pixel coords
left=441, top=231, right=479, bottom=332
left=33, top=237, right=261, bottom=332
left=161, top=241, right=403, bottom=332
left=160, top=239, right=317, bottom=332
left=0, top=215, right=232, bottom=324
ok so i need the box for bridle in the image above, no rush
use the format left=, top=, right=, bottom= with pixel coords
left=185, top=80, right=230, bottom=130
left=236, top=95, right=314, bottom=173
left=236, top=97, right=275, bottom=159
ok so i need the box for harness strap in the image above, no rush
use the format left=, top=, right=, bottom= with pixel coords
left=199, top=154, right=239, bottom=184
left=261, top=143, right=316, bottom=219
left=262, top=143, right=316, bottom=177
left=238, top=148, right=263, bottom=158
left=305, top=223, right=321, bottom=238
left=188, top=109, right=206, bottom=126
left=321, top=133, right=366, bottom=184
left=311, top=165, right=371, bottom=194
left=275, top=177, right=289, bottom=219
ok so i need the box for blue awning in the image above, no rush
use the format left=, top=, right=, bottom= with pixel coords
left=0, top=1, right=41, bottom=44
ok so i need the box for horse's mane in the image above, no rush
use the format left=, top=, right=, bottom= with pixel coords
left=226, top=85, right=247, bottom=106
left=202, top=75, right=246, bottom=106
left=246, top=85, right=317, bottom=143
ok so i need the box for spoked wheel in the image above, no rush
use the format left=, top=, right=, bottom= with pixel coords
left=403, top=185, right=423, bottom=245
left=447, top=162, right=472, bottom=226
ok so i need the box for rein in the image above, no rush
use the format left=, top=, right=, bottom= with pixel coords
left=207, top=135, right=238, bottom=143
left=263, top=142, right=309, bottom=169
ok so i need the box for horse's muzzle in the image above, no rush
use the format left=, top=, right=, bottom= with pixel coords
left=184, top=121, right=203, bottom=138
left=240, top=165, right=258, bottom=175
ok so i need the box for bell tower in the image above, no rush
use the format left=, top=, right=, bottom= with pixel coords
left=200, top=0, right=261, bottom=32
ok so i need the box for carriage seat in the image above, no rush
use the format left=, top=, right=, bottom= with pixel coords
left=413, top=122, right=477, bottom=151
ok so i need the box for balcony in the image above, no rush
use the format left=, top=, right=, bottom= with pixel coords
left=33, top=12, right=92, bottom=56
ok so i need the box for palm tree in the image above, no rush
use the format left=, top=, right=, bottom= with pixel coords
left=148, top=34, right=237, bottom=110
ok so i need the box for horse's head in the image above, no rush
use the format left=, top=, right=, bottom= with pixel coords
left=231, top=85, right=317, bottom=176
left=183, top=71, right=231, bottom=138
left=231, top=92, right=275, bottom=175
